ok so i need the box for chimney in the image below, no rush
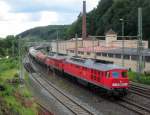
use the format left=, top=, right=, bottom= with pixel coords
left=82, top=1, right=87, bottom=40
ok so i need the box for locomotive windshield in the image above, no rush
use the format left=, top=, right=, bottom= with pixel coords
left=122, top=72, right=127, bottom=78
left=112, top=72, right=119, bottom=78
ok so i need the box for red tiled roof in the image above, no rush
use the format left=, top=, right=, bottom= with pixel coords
left=67, top=46, right=117, bottom=52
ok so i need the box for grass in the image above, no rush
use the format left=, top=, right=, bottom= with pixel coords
left=128, top=71, right=150, bottom=85
left=0, top=58, right=18, bottom=71
left=0, top=58, right=38, bottom=115
left=0, top=69, right=18, bottom=81
left=5, top=95, right=37, bottom=115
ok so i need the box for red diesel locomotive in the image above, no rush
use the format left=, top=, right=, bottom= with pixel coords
left=29, top=47, right=129, bottom=96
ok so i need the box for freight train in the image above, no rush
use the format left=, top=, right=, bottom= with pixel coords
left=29, top=47, right=129, bottom=97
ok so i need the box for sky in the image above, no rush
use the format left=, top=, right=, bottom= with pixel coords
left=0, top=0, right=99, bottom=38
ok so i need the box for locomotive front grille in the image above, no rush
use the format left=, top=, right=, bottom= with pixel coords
left=112, top=83, right=128, bottom=87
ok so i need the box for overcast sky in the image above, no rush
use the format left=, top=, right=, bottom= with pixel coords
left=0, top=0, right=99, bottom=38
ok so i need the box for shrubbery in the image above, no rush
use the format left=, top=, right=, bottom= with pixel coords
left=128, top=71, right=150, bottom=85
left=0, top=58, right=37, bottom=115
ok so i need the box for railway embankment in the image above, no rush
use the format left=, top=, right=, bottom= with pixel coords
left=0, top=58, right=38, bottom=115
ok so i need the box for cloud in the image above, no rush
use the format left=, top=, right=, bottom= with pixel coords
left=4, top=0, right=99, bottom=13
left=4, top=0, right=81, bottom=13
left=0, top=0, right=99, bottom=37
left=0, top=10, right=59, bottom=37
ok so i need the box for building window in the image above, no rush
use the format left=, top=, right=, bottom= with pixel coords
left=96, top=53, right=101, bottom=56
left=108, top=53, right=114, bottom=58
left=102, top=53, right=107, bottom=57
left=70, top=50, right=74, bottom=53
left=115, top=54, right=121, bottom=58
left=78, top=51, right=84, bottom=55
left=123, top=55, right=130, bottom=60
left=131, top=55, right=138, bottom=60
left=87, top=52, right=90, bottom=55
left=145, top=56, right=150, bottom=62
left=81, top=52, right=84, bottom=55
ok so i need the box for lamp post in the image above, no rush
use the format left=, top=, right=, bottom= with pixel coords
left=75, top=34, right=78, bottom=57
left=120, top=18, right=125, bottom=67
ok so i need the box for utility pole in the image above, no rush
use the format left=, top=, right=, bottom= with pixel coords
left=92, top=37, right=96, bottom=59
left=75, top=34, right=78, bottom=57
left=56, top=30, right=59, bottom=55
left=137, top=8, right=143, bottom=80
left=120, top=18, right=125, bottom=67
left=12, top=39, right=14, bottom=57
left=18, top=36, right=24, bottom=83
left=18, top=37, right=22, bottom=80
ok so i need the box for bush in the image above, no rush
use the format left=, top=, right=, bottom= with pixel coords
left=0, top=58, right=18, bottom=73
left=128, top=71, right=150, bottom=85
left=0, top=84, right=5, bottom=91
left=14, top=73, right=19, bottom=78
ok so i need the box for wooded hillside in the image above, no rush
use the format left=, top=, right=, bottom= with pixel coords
left=67, top=0, right=150, bottom=44
left=18, top=0, right=150, bottom=46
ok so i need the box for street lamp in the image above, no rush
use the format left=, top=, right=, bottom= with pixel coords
left=120, top=18, right=125, bottom=67
left=75, top=34, right=78, bottom=57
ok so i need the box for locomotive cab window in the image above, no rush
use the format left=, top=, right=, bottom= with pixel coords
left=122, top=72, right=127, bottom=78
left=112, top=72, right=119, bottom=78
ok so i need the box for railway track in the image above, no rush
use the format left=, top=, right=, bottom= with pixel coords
left=117, top=98, right=150, bottom=115
left=35, top=74, right=97, bottom=115
left=129, top=83, right=150, bottom=99
left=25, top=57, right=98, bottom=115
left=118, top=83, right=150, bottom=114
left=131, top=82, right=150, bottom=90
left=37, top=102, right=53, bottom=115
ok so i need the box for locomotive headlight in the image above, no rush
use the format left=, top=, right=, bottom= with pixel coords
left=112, top=83, right=128, bottom=86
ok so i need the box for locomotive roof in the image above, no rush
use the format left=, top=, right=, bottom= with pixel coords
left=66, top=58, right=127, bottom=71
left=47, top=54, right=67, bottom=60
